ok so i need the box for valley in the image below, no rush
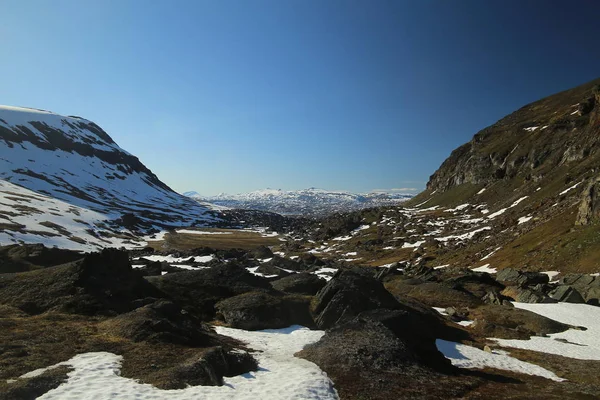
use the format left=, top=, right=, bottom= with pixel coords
left=2, top=78, right=600, bottom=399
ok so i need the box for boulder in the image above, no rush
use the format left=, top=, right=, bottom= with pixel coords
left=496, top=268, right=548, bottom=287
left=298, top=253, right=325, bottom=266
left=501, top=286, right=555, bottom=304
left=146, top=263, right=273, bottom=320
left=311, top=269, right=400, bottom=329
left=515, top=272, right=550, bottom=287
left=100, top=300, right=218, bottom=346
left=271, top=273, right=326, bottom=295
left=264, top=255, right=312, bottom=272
left=496, top=268, right=522, bottom=284
left=482, top=290, right=513, bottom=306
left=548, top=285, right=586, bottom=303
left=172, top=347, right=257, bottom=387
left=252, top=245, right=273, bottom=259
left=254, top=263, right=292, bottom=278
left=216, top=292, right=313, bottom=330
left=297, top=309, right=471, bottom=400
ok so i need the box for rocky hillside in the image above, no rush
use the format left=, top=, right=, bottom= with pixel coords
left=394, top=77, right=600, bottom=273
left=0, top=105, right=222, bottom=250
left=187, top=188, right=412, bottom=217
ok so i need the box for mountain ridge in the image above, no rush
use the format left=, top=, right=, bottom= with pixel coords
left=0, top=105, right=222, bottom=250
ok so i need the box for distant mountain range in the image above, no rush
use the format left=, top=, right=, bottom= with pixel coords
left=185, top=188, right=413, bottom=216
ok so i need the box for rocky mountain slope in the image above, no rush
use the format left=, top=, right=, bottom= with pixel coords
left=187, top=188, right=412, bottom=217
left=267, top=78, right=600, bottom=294
left=174, top=77, right=600, bottom=286
left=0, top=105, right=222, bottom=250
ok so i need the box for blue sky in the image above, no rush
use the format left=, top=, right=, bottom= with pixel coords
left=2, top=1, right=600, bottom=195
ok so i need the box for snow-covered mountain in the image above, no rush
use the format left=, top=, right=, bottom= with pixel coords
left=0, top=105, right=221, bottom=250
left=187, top=188, right=412, bottom=217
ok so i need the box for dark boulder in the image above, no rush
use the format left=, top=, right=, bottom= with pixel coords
left=146, top=263, right=273, bottom=320
left=264, top=255, right=311, bottom=272
left=100, top=299, right=218, bottom=346
left=501, top=286, right=556, bottom=304
left=216, top=292, right=313, bottom=330
left=254, top=263, right=292, bottom=278
left=252, top=245, right=273, bottom=259
left=482, top=290, right=513, bottom=306
left=496, top=268, right=522, bottom=284
left=271, top=272, right=326, bottom=295
left=496, top=268, right=548, bottom=287
left=297, top=309, right=473, bottom=400
left=311, top=269, right=400, bottom=329
left=298, top=253, right=325, bottom=266
left=548, top=285, right=586, bottom=303
left=172, top=346, right=258, bottom=387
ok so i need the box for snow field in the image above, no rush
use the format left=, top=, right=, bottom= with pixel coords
left=28, top=326, right=338, bottom=400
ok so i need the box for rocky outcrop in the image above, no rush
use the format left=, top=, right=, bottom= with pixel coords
left=426, top=78, right=600, bottom=194
left=467, top=305, right=572, bottom=339
left=310, top=269, right=400, bottom=329
left=215, top=292, right=313, bottom=330
left=576, top=176, right=600, bottom=225
left=145, top=263, right=273, bottom=320
left=100, top=300, right=218, bottom=345
left=171, top=347, right=257, bottom=387
left=270, top=272, right=326, bottom=295
left=0, top=249, right=161, bottom=315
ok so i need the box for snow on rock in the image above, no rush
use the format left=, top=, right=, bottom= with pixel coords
left=135, top=255, right=215, bottom=264
left=518, top=216, right=533, bottom=225
left=559, top=181, right=582, bottom=196
left=487, top=208, right=507, bottom=219
left=481, top=247, right=501, bottom=261
left=435, top=227, right=491, bottom=243
left=436, top=340, right=564, bottom=382
left=32, top=326, right=338, bottom=400
left=402, top=240, right=425, bottom=248
left=477, top=188, right=487, bottom=195
left=511, top=196, right=529, bottom=207
left=492, top=302, right=600, bottom=361
left=487, top=196, right=529, bottom=220
left=472, top=264, right=497, bottom=274
left=541, top=271, right=560, bottom=282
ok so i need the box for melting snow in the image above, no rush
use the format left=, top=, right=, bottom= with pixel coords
left=471, top=264, right=497, bottom=274
left=30, top=326, right=338, bottom=400
left=436, top=340, right=564, bottom=381
left=559, top=182, right=582, bottom=196
left=492, top=302, right=600, bottom=361
left=518, top=216, right=533, bottom=224
left=136, top=255, right=215, bottom=264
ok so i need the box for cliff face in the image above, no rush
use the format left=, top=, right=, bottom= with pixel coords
left=427, top=78, right=600, bottom=194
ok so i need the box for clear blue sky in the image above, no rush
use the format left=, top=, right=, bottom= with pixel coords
left=2, top=1, right=600, bottom=195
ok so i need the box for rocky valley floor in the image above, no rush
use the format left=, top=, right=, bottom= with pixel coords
left=0, top=233, right=599, bottom=399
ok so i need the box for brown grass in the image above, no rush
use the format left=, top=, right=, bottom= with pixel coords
left=147, top=228, right=281, bottom=251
